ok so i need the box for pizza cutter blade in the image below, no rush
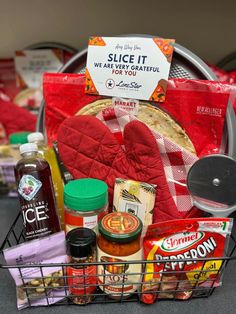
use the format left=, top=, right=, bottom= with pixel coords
left=187, top=154, right=236, bottom=217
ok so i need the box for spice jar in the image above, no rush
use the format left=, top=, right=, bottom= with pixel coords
left=97, top=212, right=143, bottom=299
left=64, top=178, right=108, bottom=233
left=66, top=227, right=97, bottom=304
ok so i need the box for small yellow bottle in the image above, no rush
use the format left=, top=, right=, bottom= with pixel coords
left=27, top=132, right=65, bottom=229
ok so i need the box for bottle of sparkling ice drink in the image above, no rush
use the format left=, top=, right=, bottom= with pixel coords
left=27, top=132, right=65, bottom=229
left=14, top=143, right=61, bottom=240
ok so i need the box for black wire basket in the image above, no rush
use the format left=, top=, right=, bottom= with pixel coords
left=0, top=212, right=236, bottom=308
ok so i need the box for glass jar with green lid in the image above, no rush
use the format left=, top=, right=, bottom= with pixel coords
left=9, top=132, right=31, bottom=161
left=9, top=132, right=31, bottom=145
left=64, top=178, right=108, bottom=233
left=97, top=212, right=143, bottom=299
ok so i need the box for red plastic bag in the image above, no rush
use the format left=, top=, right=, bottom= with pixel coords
left=159, top=79, right=235, bottom=156
left=43, top=73, right=234, bottom=157
left=208, top=63, right=236, bottom=85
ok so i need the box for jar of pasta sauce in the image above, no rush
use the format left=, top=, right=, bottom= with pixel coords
left=97, top=212, right=143, bottom=299
left=64, top=178, right=108, bottom=233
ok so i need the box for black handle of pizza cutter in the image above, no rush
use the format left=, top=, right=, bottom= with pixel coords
left=187, top=154, right=236, bottom=217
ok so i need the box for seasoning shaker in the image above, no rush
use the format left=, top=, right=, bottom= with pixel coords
left=66, top=227, right=97, bottom=304
left=64, top=178, right=108, bottom=233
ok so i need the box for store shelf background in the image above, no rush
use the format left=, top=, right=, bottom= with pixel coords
left=0, top=0, right=235, bottom=64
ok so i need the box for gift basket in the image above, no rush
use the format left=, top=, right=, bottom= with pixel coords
left=1, top=35, right=236, bottom=310
left=1, top=211, right=236, bottom=309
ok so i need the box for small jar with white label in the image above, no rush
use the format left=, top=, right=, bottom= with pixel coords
left=64, top=178, right=108, bottom=233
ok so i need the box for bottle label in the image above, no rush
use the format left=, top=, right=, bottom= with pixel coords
left=83, top=215, right=98, bottom=229
left=97, top=247, right=142, bottom=297
left=21, top=200, right=52, bottom=239
left=67, top=265, right=97, bottom=295
left=18, top=174, right=42, bottom=201
left=65, top=210, right=107, bottom=234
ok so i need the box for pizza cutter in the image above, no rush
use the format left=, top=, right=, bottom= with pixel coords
left=187, top=154, right=236, bottom=217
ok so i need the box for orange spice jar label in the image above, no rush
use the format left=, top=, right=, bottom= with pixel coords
left=67, top=265, right=97, bottom=295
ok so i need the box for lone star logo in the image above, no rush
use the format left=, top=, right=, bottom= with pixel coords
left=105, top=79, right=115, bottom=89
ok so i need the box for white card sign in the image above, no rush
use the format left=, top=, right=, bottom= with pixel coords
left=85, top=36, right=175, bottom=102
left=15, top=49, right=63, bottom=89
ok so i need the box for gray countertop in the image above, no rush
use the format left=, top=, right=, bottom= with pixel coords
left=0, top=197, right=236, bottom=314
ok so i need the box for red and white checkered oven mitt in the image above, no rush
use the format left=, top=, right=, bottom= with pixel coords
left=57, top=109, right=200, bottom=222
left=96, top=107, right=199, bottom=214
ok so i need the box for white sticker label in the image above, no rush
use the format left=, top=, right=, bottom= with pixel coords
left=18, top=175, right=42, bottom=201
left=83, top=215, right=98, bottom=229
left=112, top=97, right=139, bottom=115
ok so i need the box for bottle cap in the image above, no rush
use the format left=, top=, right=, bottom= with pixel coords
left=27, top=132, right=44, bottom=143
left=9, top=132, right=31, bottom=145
left=66, top=227, right=96, bottom=258
left=64, top=178, right=108, bottom=211
left=98, top=212, right=143, bottom=243
left=19, top=143, right=38, bottom=155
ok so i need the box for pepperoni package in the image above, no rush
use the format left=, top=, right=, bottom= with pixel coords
left=141, top=218, right=233, bottom=303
